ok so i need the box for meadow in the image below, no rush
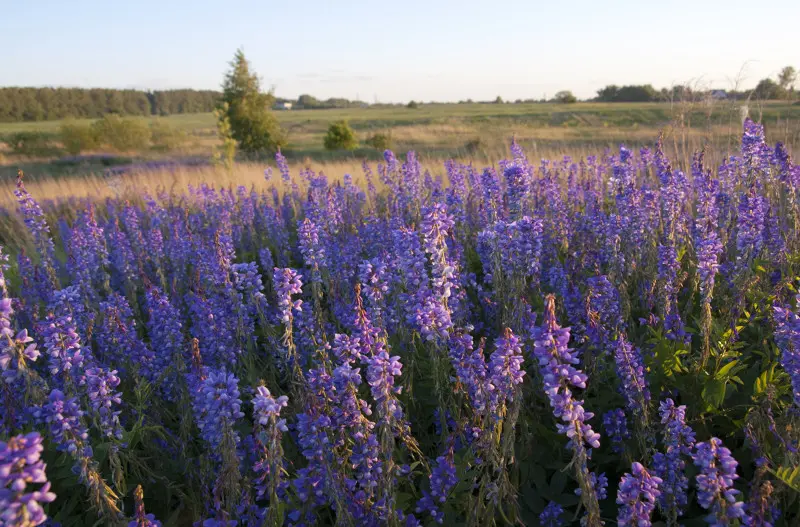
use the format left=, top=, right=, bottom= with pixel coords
left=2, top=101, right=800, bottom=173
left=1, top=117, right=800, bottom=527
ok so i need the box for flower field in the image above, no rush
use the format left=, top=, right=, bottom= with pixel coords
left=2, top=119, right=800, bottom=526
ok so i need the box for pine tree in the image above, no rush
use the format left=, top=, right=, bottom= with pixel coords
left=220, top=49, right=286, bottom=154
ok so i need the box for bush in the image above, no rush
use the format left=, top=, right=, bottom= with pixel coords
left=464, top=137, right=487, bottom=155
left=3, top=131, right=62, bottom=158
left=149, top=119, right=187, bottom=151
left=92, top=114, right=151, bottom=152
left=60, top=120, right=98, bottom=155
left=365, top=132, right=392, bottom=150
left=407, top=100, right=419, bottom=109
left=553, top=90, right=577, bottom=104
left=324, top=120, right=358, bottom=151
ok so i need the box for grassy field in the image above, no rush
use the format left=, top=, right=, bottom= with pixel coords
left=2, top=101, right=799, bottom=180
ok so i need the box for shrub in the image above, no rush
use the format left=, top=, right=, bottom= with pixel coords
left=149, top=119, right=187, bottom=151
left=60, top=119, right=98, bottom=155
left=553, top=90, right=577, bottom=104
left=3, top=131, right=62, bottom=158
left=92, top=114, right=151, bottom=152
left=464, top=137, right=487, bottom=155
left=324, top=120, right=358, bottom=151
left=407, top=100, right=419, bottom=109
left=365, top=132, right=392, bottom=150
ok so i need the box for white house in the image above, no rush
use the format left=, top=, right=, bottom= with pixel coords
left=274, top=101, right=293, bottom=110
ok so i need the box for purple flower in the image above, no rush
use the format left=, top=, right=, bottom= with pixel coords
left=613, top=337, right=651, bottom=416
left=80, top=367, right=123, bottom=440
left=487, top=328, right=526, bottom=416
left=539, top=502, right=564, bottom=527
left=39, top=389, right=88, bottom=455
left=192, top=369, right=245, bottom=452
left=773, top=296, right=800, bottom=406
left=616, top=462, right=662, bottom=527
left=652, top=399, right=696, bottom=519
left=415, top=445, right=457, bottom=524
left=0, top=432, right=56, bottom=527
left=273, top=268, right=303, bottom=325
left=602, top=408, right=630, bottom=454
left=692, top=437, right=748, bottom=526
left=532, top=296, right=600, bottom=451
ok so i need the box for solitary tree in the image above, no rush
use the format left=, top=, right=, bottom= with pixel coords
left=220, top=49, right=285, bottom=154
left=778, top=66, right=797, bottom=99
left=553, top=90, right=577, bottom=103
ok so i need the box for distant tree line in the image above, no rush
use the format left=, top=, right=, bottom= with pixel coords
left=0, top=87, right=221, bottom=123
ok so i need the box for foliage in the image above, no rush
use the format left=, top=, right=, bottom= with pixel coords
left=211, top=104, right=236, bottom=171
left=59, top=119, right=99, bottom=155
left=553, top=90, right=577, bottom=103
left=407, top=100, right=419, bottom=109
left=323, top=120, right=357, bottom=151
left=2, top=131, right=62, bottom=157
left=464, top=137, right=486, bottom=155
left=219, top=49, right=286, bottom=155
left=754, top=78, right=787, bottom=100
left=91, top=114, right=151, bottom=152
left=148, top=119, right=186, bottom=152
left=0, top=87, right=219, bottom=123
left=364, top=131, right=392, bottom=150
left=596, top=84, right=659, bottom=102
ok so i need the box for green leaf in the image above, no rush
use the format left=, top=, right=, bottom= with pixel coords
left=702, top=378, right=726, bottom=409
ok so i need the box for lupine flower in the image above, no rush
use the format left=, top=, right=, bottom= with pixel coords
left=613, top=336, right=650, bottom=416
left=603, top=408, right=630, bottom=454
left=773, top=295, right=800, bottom=406
left=15, top=172, right=58, bottom=295
left=80, top=367, right=123, bottom=440
left=273, top=268, right=303, bottom=325
left=652, top=399, right=695, bottom=520
left=39, top=389, right=88, bottom=455
left=192, top=369, right=245, bottom=451
left=539, top=502, right=564, bottom=527
left=532, top=296, right=601, bottom=451
left=616, top=462, right=662, bottom=527
left=0, top=432, right=56, bottom=527
left=487, top=328, right=526, bottom=418
left=692, top=437, right=748, bottom=526
left=533, top=295, right=602, bottom=523
left=415, top=445, right=457, bottom=524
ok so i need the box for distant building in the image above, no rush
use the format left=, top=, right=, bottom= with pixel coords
left=274, top=101, right=292, bottom=110
left=710, top=90, right=727, bottom=100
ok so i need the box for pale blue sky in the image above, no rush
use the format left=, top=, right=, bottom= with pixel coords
left=1, top=0, right=798, bottom=102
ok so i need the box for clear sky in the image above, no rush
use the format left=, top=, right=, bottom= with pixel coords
left=2, top=0, right=798, bottom=102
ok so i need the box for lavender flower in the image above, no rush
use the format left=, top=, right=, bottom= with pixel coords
left=616, top=462, right=662, bottom=527
left=773, top=295, right=800, bottom=406
left=0, top=432, right=56, bottom=527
